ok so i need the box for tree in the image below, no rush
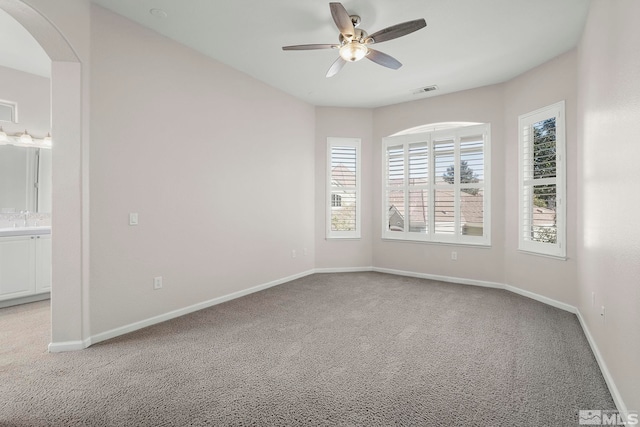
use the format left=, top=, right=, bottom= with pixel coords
left=534, top=225, right=557, bottom=244
left=442, top=160, right=479, bottom=195
left=532, top=118, right=557, bottom=208
left=533, top=118, right=556, bottom=179
left=331, top=211, right=355, bottom=231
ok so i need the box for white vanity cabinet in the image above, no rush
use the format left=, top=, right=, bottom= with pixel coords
left=0, top=236, right=34, bottom=300
left=0, top=232, right=51, bottom=301
left=35, top=234, right=52, bottom=293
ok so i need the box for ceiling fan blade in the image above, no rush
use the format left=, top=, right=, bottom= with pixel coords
left=366, top=19, right=427, bottom=44
left=366, top=49, right=402, bottom=70
left=326, top=56, right=347, bottom=78
left=282, top=44, right=339, bottom=51
left=330, top=2, right=355, bottom=38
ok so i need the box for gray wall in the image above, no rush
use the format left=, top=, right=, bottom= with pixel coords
left=503, top=49, right=579, bottom=305
left=577, top=0, right=640, bottom=412
left=371, top=85, right=506, bottom=284
left=315, top=107, right=373, bottom=269
left=89, top=6, right=316, bottom=334
left=0, top=65, right=50, bottom=213
left=0, top=64, right=50, bottom=136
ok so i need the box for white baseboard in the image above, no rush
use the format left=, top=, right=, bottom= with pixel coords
left=314, top=266, right=373, bottom=273
left=575, top=309, right=630, bottom=420
left=373, top=267, right=576, bottom=313
left=48, top=339, right=91, bottom=353
left=503, top=284, right=577, bottom=313
left=373, top=267, right=504, bottom=290
left=0, top=292, right=50, bottom=309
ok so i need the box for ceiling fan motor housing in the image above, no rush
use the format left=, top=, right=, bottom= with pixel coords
left=338, top=28, right=368, bottom=44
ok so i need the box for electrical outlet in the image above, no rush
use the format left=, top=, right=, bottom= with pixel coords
left=292, top=249, right=297, bottom=258
left=153, top=276, right=163, bottom=290
left=592, top=292, right=596, bottom=307
left=451, top=251, right=457, bottom=261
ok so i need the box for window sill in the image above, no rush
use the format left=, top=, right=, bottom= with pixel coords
left=517, top=249, right=567, bottom=261
left=381, top=237, right=491, bottom=248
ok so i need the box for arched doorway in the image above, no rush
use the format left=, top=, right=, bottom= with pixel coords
left=0, top=0, right=88, bottom=351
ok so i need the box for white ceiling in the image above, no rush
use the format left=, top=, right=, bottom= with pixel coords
left=1, top=1, right=591, bottom=108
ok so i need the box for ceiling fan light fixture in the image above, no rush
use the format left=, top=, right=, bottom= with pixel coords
left=339, top=42, right=368, bottom=62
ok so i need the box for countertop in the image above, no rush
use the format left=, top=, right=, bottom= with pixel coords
left=0, top=226, right=52, bottom=237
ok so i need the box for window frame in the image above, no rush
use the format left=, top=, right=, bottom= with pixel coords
left=0, top=99, right=18, bottom=123
left=518, top=101, right=566, bottom=258
left=381, top=123, right=491, bottom=246
left=326, top=137, right=361, bottom=239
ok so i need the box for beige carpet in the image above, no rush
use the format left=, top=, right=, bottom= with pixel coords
left=0, top=299, right=50, bottom=371
left=0, top=272, right=615, bottom=426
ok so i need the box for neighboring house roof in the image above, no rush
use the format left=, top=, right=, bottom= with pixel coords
left=389, top=188, right=557, bottom=230
left=531, top=205, right=556, bottom=226
left=331, top=164, right=356, bottom=188
left=387, top=189, right=484, bottom=228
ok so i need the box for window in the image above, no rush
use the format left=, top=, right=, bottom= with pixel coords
left=518, top=101, right=566, bottom=258
left=0, top=100, right=18, bottom=123
left=382, top=123, right=491, bottom=245
left=327, top=138, right=361, bottom=239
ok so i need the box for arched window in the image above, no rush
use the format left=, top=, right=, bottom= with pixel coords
left=382, top=122, right=491, bottom=245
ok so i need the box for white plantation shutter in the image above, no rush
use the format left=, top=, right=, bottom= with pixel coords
left=382, top=123, right=490, bottom=245
left=434, top=139, right=456, bottom=236
left=385, top=144, right=405, bottom=233
left=460, top=136, right=484, bottom=186
left=327, top=138, right=361, bottom=239
left=459, top=135, right=485, bottom=236
left=408, top=142, right=428, bottom=234
left=518, top=101, right=566, bottom=258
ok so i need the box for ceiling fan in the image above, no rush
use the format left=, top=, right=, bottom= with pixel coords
left=282, top=2, right=426, bottom=78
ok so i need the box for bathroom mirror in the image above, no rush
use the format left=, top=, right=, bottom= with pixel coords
left=0, top=144, right=51, bottom=214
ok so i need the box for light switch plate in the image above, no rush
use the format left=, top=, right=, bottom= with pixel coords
left=129, top=213, right=139, bottom=226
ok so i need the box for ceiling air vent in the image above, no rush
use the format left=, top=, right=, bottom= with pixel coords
left=412, top=85, right=438, bottom=95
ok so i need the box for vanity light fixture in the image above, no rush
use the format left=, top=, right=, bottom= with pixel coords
left=0, top=129, right=52, bottom=148
left=19, top=129, right=32, bottom=144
